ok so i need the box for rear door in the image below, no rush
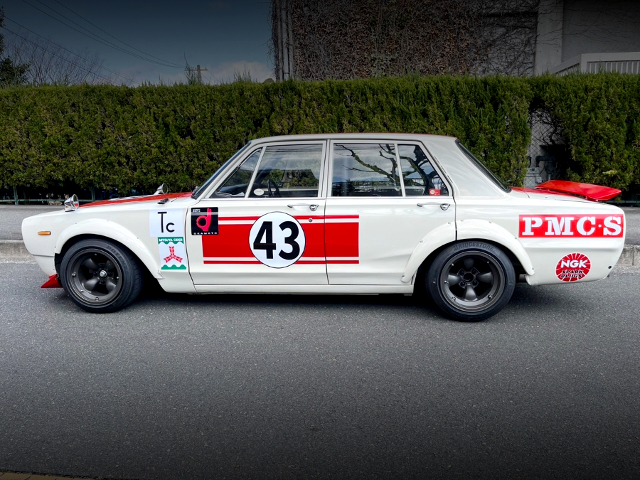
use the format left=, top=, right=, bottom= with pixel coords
left=325, top=141, right=455, bottom=285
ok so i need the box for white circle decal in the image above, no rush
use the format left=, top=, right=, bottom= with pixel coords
left=249, top=212, right=306, bottom=268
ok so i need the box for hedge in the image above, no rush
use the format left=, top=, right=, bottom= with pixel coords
left=0, top=74, right=638, bottom=198
left=532, top=74, right=640, bottom=192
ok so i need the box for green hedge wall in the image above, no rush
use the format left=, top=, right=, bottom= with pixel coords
left=532, top=75, right=640, bottom=192
left=0, top=74, right=638, bottom=197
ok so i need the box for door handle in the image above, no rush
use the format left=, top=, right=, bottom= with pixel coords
left=417, top=202, right=450, bottom=211
left=287, top=203, right=319, bottom=211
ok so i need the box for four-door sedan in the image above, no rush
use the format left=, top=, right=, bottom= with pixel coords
left=22, top=134, right=626, bottom=321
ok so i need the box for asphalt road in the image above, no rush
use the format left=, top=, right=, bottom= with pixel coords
left=1, top=263, right=639, bottom=479
left=3, top=205, right=640, bottom=245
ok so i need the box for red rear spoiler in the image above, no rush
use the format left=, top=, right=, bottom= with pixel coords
left=534, top=180, right=621, bottom=201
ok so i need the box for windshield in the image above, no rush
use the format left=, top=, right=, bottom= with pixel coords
left=191, top=142, right=252, bottom=199
left=456, top=141, right=511, bottom=193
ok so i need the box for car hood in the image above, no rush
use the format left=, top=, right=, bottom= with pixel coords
left=81, top=192, right=191, bottom=208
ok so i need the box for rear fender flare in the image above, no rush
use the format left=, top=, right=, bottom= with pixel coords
left=54, top=219, right=162, bottom=279
left=456, top=219, right=534, bottom=275
left=401, top=222, right=456, bottom=283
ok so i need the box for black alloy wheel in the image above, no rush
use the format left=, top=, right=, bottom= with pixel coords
left=426, top=241, right=515, bottom=321
left=60, top=239, right=143, bottom=313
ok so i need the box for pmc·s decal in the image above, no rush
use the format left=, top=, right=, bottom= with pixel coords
left=249, top=212, right=306, bottom=268
left=191, top=207, right=219, bottom=235
left=556, top=253, right=591, bottom=282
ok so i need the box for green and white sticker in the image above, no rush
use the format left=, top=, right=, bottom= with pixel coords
left=158, top=237, right=187, bottom=270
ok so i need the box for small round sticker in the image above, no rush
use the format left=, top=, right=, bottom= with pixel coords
left=253, top=188, right=265, bottom=197
left=249, top=212, right=306, bottom=268
left=556, top=253, right=591, bottom=282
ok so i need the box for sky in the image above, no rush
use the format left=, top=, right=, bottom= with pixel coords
left=0, top=0, right=273, bottom=85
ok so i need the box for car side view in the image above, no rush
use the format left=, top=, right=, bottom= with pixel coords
left=22, top=134, right=626, bottom=321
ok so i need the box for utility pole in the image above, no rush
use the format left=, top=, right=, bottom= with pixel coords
left=186, top=64, right=208, bottom=84
left=196, top=65, right=207, bottom=84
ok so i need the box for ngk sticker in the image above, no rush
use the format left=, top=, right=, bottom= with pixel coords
left=556, top=253, right=591, bottom=282
left=519, top=214, right=624, bottom=238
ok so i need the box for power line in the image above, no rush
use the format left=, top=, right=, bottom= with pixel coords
left=21, top=0, right=182, bottom=68
left=1, top=25, right=113, bottom=83
left=29, top=0, right=182, bottom=68
left=3, top=16, right=135, bottom=84
left=31, top=0, right=182, bottom=68
left=52, top=0, right=183, bottom=69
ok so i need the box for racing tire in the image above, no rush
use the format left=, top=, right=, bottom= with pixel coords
left=59, top=239, right=144, bottom=313
left=426, top=241, right=515, bottom=322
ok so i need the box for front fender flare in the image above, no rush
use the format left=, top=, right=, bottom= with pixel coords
left=456, top=219, right=534, bottom=275
left=55, top=219, right=162, bottom=279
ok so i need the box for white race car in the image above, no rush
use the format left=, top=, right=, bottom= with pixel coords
left=22, top=134, right=626, bottom=321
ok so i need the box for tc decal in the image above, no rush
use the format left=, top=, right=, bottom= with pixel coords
left=191, top=207, right=219, bottom=235
left=249, top=212, right=305, bottom=268
left=556, top=253, right=590, bottom=282
left=158, top=237, right=187, bottom=270
left=150, top=209, right=184, bottom=237
left=519, top=214, right=624, bottom=238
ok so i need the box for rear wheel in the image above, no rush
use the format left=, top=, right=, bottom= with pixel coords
left=426, top=241, right=515, bottom=322
left=60, top=239, right=143, bottom=313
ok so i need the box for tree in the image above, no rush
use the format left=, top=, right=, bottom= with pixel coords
left=0, top=7, right=29, bottom=87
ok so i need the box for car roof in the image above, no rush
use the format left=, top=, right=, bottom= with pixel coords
left=249, top=133, right=458, bottom=145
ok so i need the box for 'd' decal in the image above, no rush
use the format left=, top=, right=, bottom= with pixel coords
left=191, top=207, right=219, bottom=235
left=556, top=253, right=591, bottom=282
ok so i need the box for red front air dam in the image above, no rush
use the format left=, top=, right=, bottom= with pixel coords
left=41, top=274, right=62, bottom=288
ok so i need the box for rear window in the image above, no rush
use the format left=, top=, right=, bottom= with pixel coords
left=456, top=141, right=511, bottom=193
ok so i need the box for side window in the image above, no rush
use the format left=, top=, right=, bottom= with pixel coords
left=332, top=143, right=401, bottom=197
left=399, top=144, right=449, bottom=196
left=249, top=144, right=323, bottom=198
left=211, top=148, right=262, bottom=198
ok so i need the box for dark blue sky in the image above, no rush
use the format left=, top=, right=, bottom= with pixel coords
left=1, top=0, right=272, bottom=85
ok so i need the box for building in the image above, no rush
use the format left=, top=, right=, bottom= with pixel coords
left=271, top=0, right=640, bottom=188
left=272, top=0, right=640, bottom=80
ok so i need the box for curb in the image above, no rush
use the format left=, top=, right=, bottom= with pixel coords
left=0, top=240, right=32, bottom=261
left=2, top=240, right=639, bottom=266
left=618, top=245, right=638, bottom=267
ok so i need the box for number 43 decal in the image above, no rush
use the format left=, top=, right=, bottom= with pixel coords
left=249, top=212, right=306, bottom=268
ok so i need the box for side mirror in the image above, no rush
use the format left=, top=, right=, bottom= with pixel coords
left=154, top=183, right=168, bottom=195
left=64, top=194, right=79, bottom=212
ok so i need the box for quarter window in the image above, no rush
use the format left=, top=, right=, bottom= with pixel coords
left=399, top=144, right=449, bottom=196
left=332, top=143, right=401, bottom=197
left=211, top=148, right=262, bottom=198
left=249, top=144, right=323, bottom=198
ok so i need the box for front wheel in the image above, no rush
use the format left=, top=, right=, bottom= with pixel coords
left=426, top=241, right=515, bottom=322
left=59, top=239, right=144, bottom=313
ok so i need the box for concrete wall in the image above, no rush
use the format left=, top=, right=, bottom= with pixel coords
left=562, top=0, right=640, bottom=61
left=534, top=0, right=564, bottom=75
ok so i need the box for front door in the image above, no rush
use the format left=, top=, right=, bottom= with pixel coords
left=325, top=141, right=456, bottom=285
left=186, top=142, right=328, bottom=285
